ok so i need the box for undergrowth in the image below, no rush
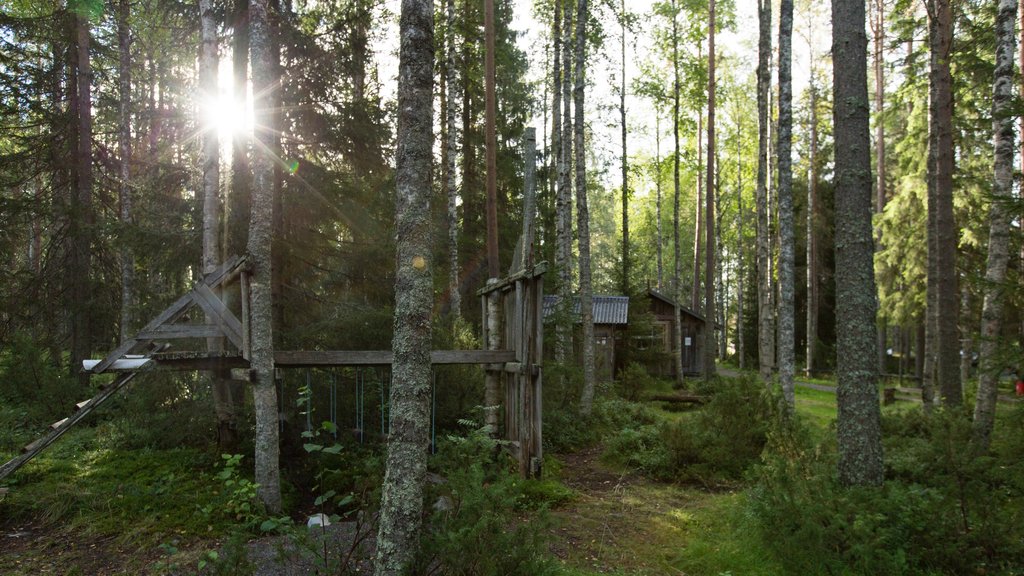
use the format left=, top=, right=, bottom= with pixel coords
left=748, top=405, right=1024, bottom=575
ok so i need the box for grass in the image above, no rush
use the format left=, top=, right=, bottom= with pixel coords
left=0, top=423, right=250, bottom=574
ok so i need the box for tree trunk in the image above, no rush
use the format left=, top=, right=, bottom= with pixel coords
left=200, top=0, right=236, bottom=446
left=445, top=0, right=460, bottom=320
left=374, top=1, right=434, bottom=572
left=248, top=0, right=282, bottom=514
left=737, top=116, right=745, bottom=370
left=672, top=0, right=684, bottom=385
left=873, top=0, right=888, bottom=376
left=620, top=0, right=630, bottom=297
left=777, top=0, right=794, bottom=404
left=229, top=0, right=251, bottom=258
left=553, top=0, right=571, bottom=372
left=704, top=0, right=717, bottom=381
left=692, top=109, right=703, bottom=311
left=972, top=0, right=1016, bottom=451
left=756, top=0, right=774, bottom=384
left=70, top=8, right=93, bottom=387
left=576, top=0, right=596, bottom=414
left=117, top=0, right=134, bottom=344
left=656, top=113, right=664, bottom=291
left=806, top=77, right=819, bottom=376
left=483, top=0, right=499, bottom=432
left=929, top=0, right=961, bottom=406
left=832, top=0, right=884, bottom=486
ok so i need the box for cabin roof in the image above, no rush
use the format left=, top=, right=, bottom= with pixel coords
left=646, top=289, right=710, bottom=324
left=542, top=295, right=629, bottom=325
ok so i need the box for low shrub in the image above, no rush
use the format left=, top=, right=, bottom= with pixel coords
left=413, top=421, right=559, bottom=576
left=748, top=408, right=1024, bottom=575
left=603, top=376, right=773, bottom=484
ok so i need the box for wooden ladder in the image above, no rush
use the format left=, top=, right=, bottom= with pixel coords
left=0, top=350, right=159, bottom=482
left=0, top=256, right=249, bottom=484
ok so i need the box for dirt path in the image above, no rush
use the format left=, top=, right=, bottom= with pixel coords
left=549, top=446, right=705, bottom=575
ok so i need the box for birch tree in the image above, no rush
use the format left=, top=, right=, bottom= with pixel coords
left=972, top=0, right=1016, bottom=451
left=576, top=0, right=596, bottom=413
left=832, top=0, right=884, bottom=486
left=445, top=0, right=460, bottom=320
left=374, top=0, right=434, bottom=571
left=756, top=0, right=774, bottom=383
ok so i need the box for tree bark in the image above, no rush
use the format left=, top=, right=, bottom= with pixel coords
left=656, top=113, right=664, bottom=291
left=832, top=0, right=884, bottom=486
left=756, top=0, right=774, bottom=384
left=620, top=0, right=630, bottom=297
left=201, top=0, right=237, bottom=445
left=485, top=0, right=498, bottom=279
left=704, top=0, right=717, bottom=381
left=692, top=109, right=703, bottom=311
left=554, top=0, right=572, bottom=373
left=70, top=6, right=93, bottom=387
left=873, top=0, right=888, bottom=376
left=777, top=0, right=794, bottom=404
left=737, top=113, right=745, bottom=370
left=229, top=0, right=251, bottom=258
left=117, top=0, right=134, bottom=344
left=483, top=0, right=499, bottom=433
left=672, top=0, right=684, bottom=385
left=929, top=0, right=961, bottom=406
left=374, top=0, right=434, bottom=572
left=248, top=0, right=282, bottom=514
left=576, top=0, right=596, bottom=413
left=972, top=0, right=1016, bottom=452
left=806, top=76, right=819, bottom=376
left=445, top=0, right=460, bottom=320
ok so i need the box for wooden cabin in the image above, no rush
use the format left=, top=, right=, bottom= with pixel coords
left=542, top=295, right=629, bottom=381
left=643, top=290, right=710, bottom=377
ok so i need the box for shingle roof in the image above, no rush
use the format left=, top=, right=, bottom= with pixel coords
left=542, top=295, right=629, bottom=325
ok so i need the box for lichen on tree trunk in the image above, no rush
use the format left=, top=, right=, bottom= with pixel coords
left=831, top=0, right=884, bottom=486
left=373, top=0, right=434, bottom=573
left=247, top=0, right=282, bottom=514
left=972, top=0, right=1017, bottom=452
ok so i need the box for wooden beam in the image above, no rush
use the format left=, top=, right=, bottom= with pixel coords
left=137, top=325, right=224, bottom=340
left=476, top=262, right=548, bottom=296
left=273, top=349, right=517, bottom=367
left=191, top=285, right=244, bottom=349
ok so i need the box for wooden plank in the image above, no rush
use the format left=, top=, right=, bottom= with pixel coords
left=89, top=291, right=194, bottom=374
left=477, top=262, right=547, bottom=296
left=191, top=285, right=244, bottom=350
left=240, top=271, right=251, bottom=360
left=2, top=372, right=140, bottom=481
left=202, top=254, right=244, bottom=288
left=273, top=349, right=516, bottom=367
left=137, top=325, right=224, bottom=340
left=83, top=352, right=245, bottom=372
left=50, top=418, right=68, bottom=430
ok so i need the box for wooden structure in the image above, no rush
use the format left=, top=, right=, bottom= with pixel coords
left=543, top=295, right=629, bottom=381
left=2, top=132, right=548, bottom=483
left=646, top=290, right=710, bottom=377
left=1, top=254, right=545, bottom=481
left=479, top=263, right=545, bottom=477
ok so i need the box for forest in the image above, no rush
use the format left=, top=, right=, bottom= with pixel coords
left=0, top=0, right=1023, bottom=573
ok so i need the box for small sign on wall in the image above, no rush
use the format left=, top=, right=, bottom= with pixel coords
left=684, top=337, right=692, bottom=346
